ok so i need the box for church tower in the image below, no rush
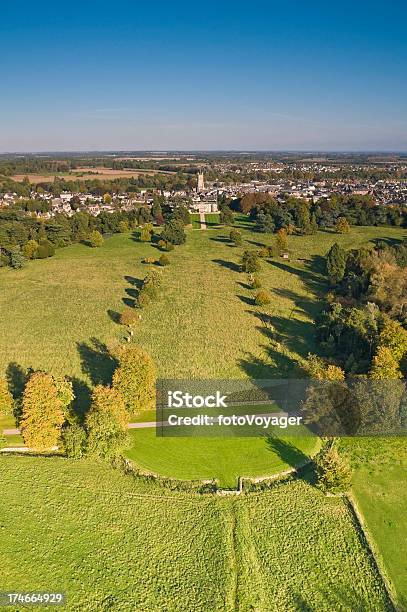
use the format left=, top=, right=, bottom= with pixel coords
left=197, top=171, right=205, bottom=192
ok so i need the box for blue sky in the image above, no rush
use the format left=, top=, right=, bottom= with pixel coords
left=0, top=0, right=406, bottom=151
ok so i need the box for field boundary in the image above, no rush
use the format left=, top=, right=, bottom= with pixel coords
left=345, top=493, right=399, bottom=611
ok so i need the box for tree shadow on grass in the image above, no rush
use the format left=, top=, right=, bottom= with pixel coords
left=6, top=362, right=33, bottom=425
left=265, top=436, right=310, bottom=469
left=69, top=376, right=92, bottom=423
left=212, top=258, right=241, bottom=272
left=237, top=281, right=251, bottom=290
left=269, top=259, right=327, bottom=297
left=237, top=294, right=254, bottom=306
left=209, top=236, right=230, bottom=244
left=245, top=239, right=266, bottom=247
left=77, top=338, right=118, bottom=386
left=124, top=275, right=143, bottom=290
left=107, top=309, right=121, bottom=324
left=238, top=347, right=298, bottom=380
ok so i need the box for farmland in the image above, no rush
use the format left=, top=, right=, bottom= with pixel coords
left=0, top=455, right=393, bottom=611
left=9, top=166, right=175, bottom=184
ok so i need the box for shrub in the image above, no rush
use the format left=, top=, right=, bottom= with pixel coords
left=118, top=220, right=129, bottom=233
left=258, top=247, right=270, bottom=258
left=142, top=257, right=157, bottom=264
left=36, top=239, right=55, bottom=258
left=20, top=372, right=65, bottom=450
left=220, top=208, right=234, bottom=225
left=229, top=229, right=242, bottom=246
left=140, top=226, right=152, bottom=242
left=62, top=423, right=87, bottom=459
left=335, top=216, right=350, bottom=234
left=241, top=250, right=261, bottom=273
left=9, top=248, right=26, bottom=269
left=315, top=445, right=352, bottom=493
left=158, top=239, right=166, bottom=250
left=112, top=345, right=156, bottom=414
left=137, top=290, right=151, bottom=308
left=164, top=242, right=174, bottom=251
left=142, top=269, right=162, bottom=298
left=254, top=289, right=272, bottom=306
left=159, top=254, right=170, bottom=266
left=249, top=274, right=262, bottom=289
left=86, top=386, right=129, bottom=459
left=88, top=230, right=104, bottom=248
left=0, top=379, right=13, bottom=417
left=276, top=228, right=288, bottom=252
left=23, top=239, right=39, bottom=260
left=119, top=307, right=140, bottom=328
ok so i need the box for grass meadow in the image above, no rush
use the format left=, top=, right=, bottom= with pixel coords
left=125, top=429, right=319, bottom=488
left=340, top=438, right=407, bottom=609
left=1, top=220, right=404, bottom=384
left=0, top=455, right=392, bottom=611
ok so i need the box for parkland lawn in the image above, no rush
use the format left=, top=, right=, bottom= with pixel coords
left=0, top=455, right=393, bottom=611
left=1, top=221, right=405, bottom=383
left=125, top=429, right=319, bottom=488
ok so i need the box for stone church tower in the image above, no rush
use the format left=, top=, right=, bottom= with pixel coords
left=197, top=171, right=205, bottom=192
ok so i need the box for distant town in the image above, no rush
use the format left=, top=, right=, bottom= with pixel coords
left=1, top=152, right=407, bottom=219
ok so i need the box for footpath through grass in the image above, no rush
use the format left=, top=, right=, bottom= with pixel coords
left=0, top=455, right=392, bottom=611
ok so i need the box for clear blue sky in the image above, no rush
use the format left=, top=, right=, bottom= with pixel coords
left=1, top=0, right=406, bottom=151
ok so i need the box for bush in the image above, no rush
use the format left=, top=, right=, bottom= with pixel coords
left=140, top=226, right=152, bottom=242
left=254, top=289, right=272, bottom=306
left=35, top=239, right=55, bottom=258
left=137, top=290, right=151, bottom=308
left=249, top=274, right=262, bottom=289
left=119, top=307, right=140, bottom=328
left=315, top=445, right=352, bottom=493
left=9, top=248, right=26, bottom=269
left=220, top=208, right=234, bottom=225
left=157, top=239, right=166, bottom=250
left=241, top=250, right=261, bottom=273
left=118, top=220, right=129, bottom=233
left=335, top=216, right=350, bottom=234
left=142, top=257, right=157, bottom=264
left=141, top=269, right=162, bottom=298
left=62, top=423, right=87, bottom=459
left=88, top=230, right=104, bottom=248
left=164, top=241, right=174, bottom=251
left=229, top=229, right=242, bottom=246
left=112, top=345, right=156, bottom=414
left=258, top=247, right=270, bottom=258
left=159, top=254, right=170, bottom=266
left=23, top=239, right=39, bottom=260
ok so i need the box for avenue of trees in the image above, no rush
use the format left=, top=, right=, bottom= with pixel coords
left=1, top=344, right=156, bottom=458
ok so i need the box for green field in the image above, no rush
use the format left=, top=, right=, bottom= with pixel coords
left=0, top=455, right=392, bottom=611
left=341, top=438, right=407, bottom=609
left=1, top=222, right=404, bottom=384
left=125, top=429, right=319, bottom=488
